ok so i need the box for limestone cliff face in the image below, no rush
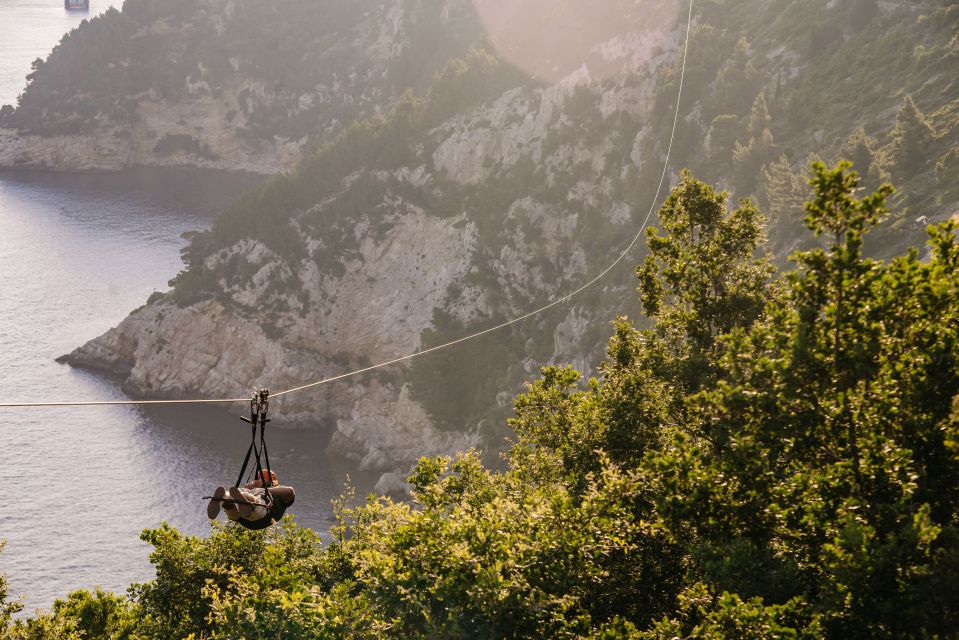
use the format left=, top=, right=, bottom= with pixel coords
left=62, top=206, right=481, bottom=477
left=0, top=98, right=304, bottom=173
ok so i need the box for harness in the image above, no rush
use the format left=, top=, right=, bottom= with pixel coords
left=234, top=492, right=292, bottom=531
left=234, top=388, right=273, bottom=499
left=205, top=388, right=289, bottom=528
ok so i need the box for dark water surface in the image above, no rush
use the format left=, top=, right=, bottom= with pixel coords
left=0, top=168, right=368, bottom=615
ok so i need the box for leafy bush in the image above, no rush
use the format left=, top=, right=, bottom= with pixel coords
left=5, top=589, right=134, bottom=640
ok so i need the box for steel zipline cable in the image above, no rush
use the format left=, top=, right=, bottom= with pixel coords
left=0, top=0, right=694, bottom=410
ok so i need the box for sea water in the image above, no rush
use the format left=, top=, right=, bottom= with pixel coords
left=0, top=2, right=362, bottom=614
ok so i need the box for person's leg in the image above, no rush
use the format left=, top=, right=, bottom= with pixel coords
left=224, top=502, right=241, bottom=521
left=207, top=486, right=226, bottom=519
left=269, top=486, right=295, bottom=505
left=228, top=486, right=255, bottom=519
left=242, top=488, right=269, bottom=520
left=228, top=487, right=269, bottom=521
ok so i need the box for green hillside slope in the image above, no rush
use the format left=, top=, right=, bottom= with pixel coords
left=0, top=0, right=485, bottom=171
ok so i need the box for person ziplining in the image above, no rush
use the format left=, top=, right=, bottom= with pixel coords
left=207, top=470, right=296, bottom=529
left=204, top=389, right=295, bottom=530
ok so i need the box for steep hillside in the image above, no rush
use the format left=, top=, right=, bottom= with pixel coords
left=677, top=0, right=959, bottom=256
left=58, top=0, right=959, bottom=485
left=0, top=0, right=484, bottom=172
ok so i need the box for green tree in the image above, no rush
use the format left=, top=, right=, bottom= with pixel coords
left=5, top=590, right=134, bottom=640
left=747, top=92, right=771, bottom=140
left=649, top=163, right=959, bottom=636
left=24, top=58, right=43, bottom=84
left=886, top=95, right=936, bottom=180
left=129, top=521, right=316, bottom=639
left=936, top=148, right=959, bottom=202
left=762, top=154, right=807, bottom=229
left=0, top=542, right=23, bottom=635
left=838, top=127, right=877, bottom=183
left=732, top=93, right=776, bottom=195
left=707, top=114, right=746, bottom=166
left=637, top=170, right=771, bottom=380
left=711, top=37, right=761, bottom=118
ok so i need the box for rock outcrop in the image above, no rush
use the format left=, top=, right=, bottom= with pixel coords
left=0, top=0, right=483, bottom=173
left=61, top=206, right=482, bottom=479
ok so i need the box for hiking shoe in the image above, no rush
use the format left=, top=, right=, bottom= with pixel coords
left=207, top=486, right=226, bottom=519
left=229, top=486, right=254, bottom=518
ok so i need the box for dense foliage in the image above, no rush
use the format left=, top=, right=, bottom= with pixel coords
left=3, top=164, right=958, bottom=638
left=635, top=0, right=959, bottom=257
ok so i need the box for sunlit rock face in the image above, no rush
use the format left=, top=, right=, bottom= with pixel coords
left=473, top=0, right=683, bottom=83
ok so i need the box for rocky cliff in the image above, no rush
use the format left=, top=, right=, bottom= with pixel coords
left=0, top=0, right=484, bottom=172
left=57, top=0, right=959, bottom=486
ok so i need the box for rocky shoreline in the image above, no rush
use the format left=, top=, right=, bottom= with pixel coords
left=57, top=204, right=482, bottom=487
left=0, top=124, right=300, bottom=174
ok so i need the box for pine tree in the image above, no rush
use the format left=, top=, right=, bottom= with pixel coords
left=712, top=37, right=760, bottom=117
left=707, top=114, right=745, bottom=165
left=748, top=91, right=771, bottom=139
left=731, top=92, right=777, bottom=195
left=839, top=126, right=876, bottom=177
left=732, top=129, right=773, bottom=195
left=888, top=95, right=936, bottom=179
left=762, top=154, right=807, bottom=228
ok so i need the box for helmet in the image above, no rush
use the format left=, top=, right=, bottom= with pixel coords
left=260, top=470, right=279, bottom=487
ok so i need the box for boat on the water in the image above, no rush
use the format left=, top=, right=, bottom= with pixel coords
left=64, top=0, right=89, bottom=10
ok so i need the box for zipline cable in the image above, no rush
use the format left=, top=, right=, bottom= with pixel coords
left=274, top=0, right=695, bottom=399
left=0, top=398, right=249, bottom=408
left=0, top=0, right=694, bottom=409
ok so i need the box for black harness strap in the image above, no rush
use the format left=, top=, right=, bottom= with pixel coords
left=259, top=414, right=272, bottom=484
left=234, top=440, right=255, bottom=489
left=234, top=393, right=260, bottom=488
left=231, top=389, right=274, bottom=509
left=205, top=388, right=284, bottom=526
